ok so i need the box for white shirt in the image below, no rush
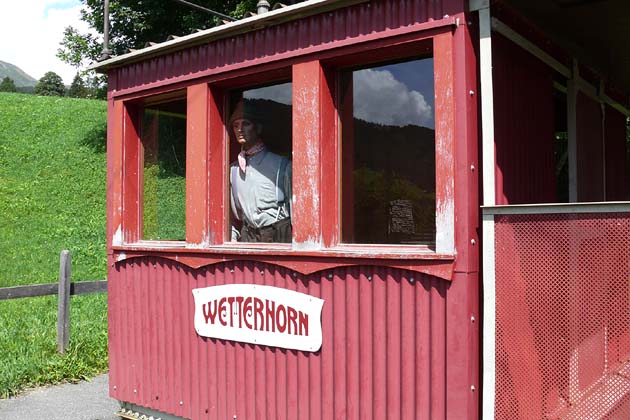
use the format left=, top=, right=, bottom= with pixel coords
left=230, top=148, right=292, bottom=240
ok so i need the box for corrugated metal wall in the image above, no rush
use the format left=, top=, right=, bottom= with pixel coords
left=110, top=0, right=455, bottom=93
left=108, top=257, right=449, bottom=420
left=492, top=33, right=557, bottom=205
left=604, top=105, right=627, bottom=201
left=576, top=92, right=604, bottom=202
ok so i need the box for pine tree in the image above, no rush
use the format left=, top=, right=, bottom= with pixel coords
left=34, top=72, right=66, bottom=96
left=68, top=73, right=88, bottom=98
left=0, top=77, right=17, bottom=92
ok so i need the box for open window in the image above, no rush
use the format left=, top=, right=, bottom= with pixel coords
left=339, top=57, right=436, bottom=246
left=122, top=92, right=187, bottom=243
left=226, top=82, right=293, bottom=244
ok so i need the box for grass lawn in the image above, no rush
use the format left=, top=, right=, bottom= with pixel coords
left=0, top=92, right=108, bottom=398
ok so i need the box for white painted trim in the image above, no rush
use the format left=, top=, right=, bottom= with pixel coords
left=603, top=94, right=630, bottom=117
left=482, top=213, right=496, bottom=420
left=481, top=201, right=630, bottom=215
left=479, top=7, right=496, bottom=206
left=469, top=0, right=489, bottom=12
left=491, top=18, right=570, bottom=79
left=477, top=3, right=497, bottom=416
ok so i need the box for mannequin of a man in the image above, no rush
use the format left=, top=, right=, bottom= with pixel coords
left=229, top=99, right=292, bottom=243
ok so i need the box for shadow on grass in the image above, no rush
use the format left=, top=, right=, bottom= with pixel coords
left=80, top=122, right=107, bottom=153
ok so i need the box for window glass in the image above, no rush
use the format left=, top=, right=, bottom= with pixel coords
left=141, top=97, right=187, bottom=241
left=227, top=82, right=293, bottom=243
left=340, top=58, right=435, bottom=245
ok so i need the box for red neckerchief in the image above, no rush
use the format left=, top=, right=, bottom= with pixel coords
left=237, top=142, right=265, bottom=173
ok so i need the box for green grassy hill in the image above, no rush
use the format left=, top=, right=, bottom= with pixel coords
left=0, top=92, right=108, bottom=397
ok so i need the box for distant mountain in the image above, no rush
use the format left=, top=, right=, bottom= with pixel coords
left=0, top=61, right=37, bottom=87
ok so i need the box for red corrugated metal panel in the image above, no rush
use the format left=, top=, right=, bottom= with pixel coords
left=604, top=105, right=627, bottom=201
left=576, top=93, right=604, bottom=201
left=108, top=259, right=449, bottom=420
left=492, top=33, right=557, bottom=205
left=494, top=212, right=630, bottom=420
left=110, top=0, right=451, bottom=93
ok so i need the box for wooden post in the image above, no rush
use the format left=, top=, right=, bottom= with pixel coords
left=57, top=250, right=71, bottom=353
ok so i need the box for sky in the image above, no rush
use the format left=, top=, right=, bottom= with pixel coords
left=0, top=0, right=96, bottom=85
left=244, top=58, right=435, bottom=129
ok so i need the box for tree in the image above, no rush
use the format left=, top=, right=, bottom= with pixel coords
left=0, top=77, right=17, bottom=92
left=57, top=0, right=287, bottom=68
left=34, top=72, right=66, bottom=97
left=68, top=73, right=89, bottom=98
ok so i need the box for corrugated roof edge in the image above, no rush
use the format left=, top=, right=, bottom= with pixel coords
left=89, top=0, right=369, bottom=72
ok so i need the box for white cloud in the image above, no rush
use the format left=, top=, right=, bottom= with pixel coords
left=0, top=0, right=98, bottom=85
left=353, top=69, right=433, bottom=127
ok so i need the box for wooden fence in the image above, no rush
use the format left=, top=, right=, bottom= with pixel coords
left=0, top=250, right=107, bottom=353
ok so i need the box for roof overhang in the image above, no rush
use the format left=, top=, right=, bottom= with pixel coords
left=505, top=0, right=630, bottom=96
left=89, top=0, right=368, bottom=73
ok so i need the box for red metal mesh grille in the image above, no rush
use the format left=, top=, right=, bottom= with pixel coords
left=495, top=212, right=630, bottom=420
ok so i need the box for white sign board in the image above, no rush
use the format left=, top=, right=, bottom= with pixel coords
left=192, top=284, right=324, bottom=352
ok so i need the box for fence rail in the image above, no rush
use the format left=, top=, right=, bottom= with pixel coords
left=0, top=250, right=107, bottom=353
left=0, top=280, right=107, bottom=300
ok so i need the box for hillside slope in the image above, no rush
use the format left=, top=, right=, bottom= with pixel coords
left=0, top=93, right=108, bottom=285
left=0, top=92, right=108, bottom=398
left=0, top=61, right=37, bottom=87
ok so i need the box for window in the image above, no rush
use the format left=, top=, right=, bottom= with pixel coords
left=140, top=95, right=187, bottom=241
left=339, top=58, right=436, bottom=246
left=227, top=82, right=293, bottom=243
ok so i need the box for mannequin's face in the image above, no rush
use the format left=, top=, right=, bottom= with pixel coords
left=232, top=118, right=261, bottom=149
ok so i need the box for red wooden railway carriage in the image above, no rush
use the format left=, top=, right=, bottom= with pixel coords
left=93, top=0, right=630, bottom=419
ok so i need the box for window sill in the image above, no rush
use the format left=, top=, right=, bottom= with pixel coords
left=111, top=242, right=455, bottom=281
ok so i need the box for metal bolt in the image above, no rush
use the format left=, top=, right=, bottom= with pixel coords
left=409, top=277, right=415, bottom=283
left=293, top=272, right=297, bottom=277
left=443, top=14, right=450, bottom=19
left=469, top=90, right=475, bottom=96
left=180, top=400, right=184, bottom=406
left=470, top=164, right=475, bottom=171
left=470, top=239, right=476, bottom=245
left=134, top=389, right=137, bottom=393
left=471, top=316, right=476, bottom=323
left=327, top=273, right=332, bottom=279
left=471, top=385, right=476, bottom=392
left=367, top=275, right=372, bottom=281
left=113, top=385, right=117, bottom=390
